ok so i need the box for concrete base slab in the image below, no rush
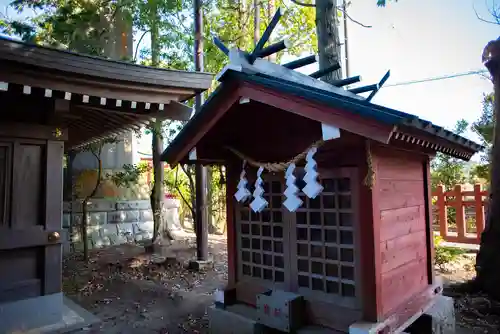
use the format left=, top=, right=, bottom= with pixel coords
left=189, top=258, right=214, bottom=271
left=297, top=325, right=345, bottom=333
left=350, top=295, right=454, bottom=334
left=404, top=295, right=455, bottom=334
left=208, top=304, right=345, bottom=334
left=349, top=321, right=388, bottom=334
left=208, top=304, right=265, bottom=334
left=0, top=293, right=99, bottom=334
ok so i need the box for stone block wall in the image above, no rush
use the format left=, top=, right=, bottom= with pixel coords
left=62, top=199, right=181, bottom=253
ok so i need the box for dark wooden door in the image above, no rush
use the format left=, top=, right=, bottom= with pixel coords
left=0, top=138, right=64, bottom=303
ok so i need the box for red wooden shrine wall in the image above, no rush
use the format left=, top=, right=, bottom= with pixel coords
left=373, top=147, right=429, bottom=318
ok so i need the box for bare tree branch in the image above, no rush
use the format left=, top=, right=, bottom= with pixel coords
left=180, top=164, right=196, bottom=217
left=290, top=0, right=316, bottom=7
left=173, top=166, right=193, bottom=214
left=487, top=0, right=500, bottom=22
left=336, top=6, right=372, bottom=28
left=289, top=0, right=372, bottom=28
left=134, top=30, right=150, bottom=62
left=474, top=2, right=500, bottom=25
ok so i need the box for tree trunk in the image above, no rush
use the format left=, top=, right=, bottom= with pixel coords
left=150, top=121, right=175, bottom=245
left=316, top=0, right=342, bottom=82
left=82, top=199, right=89, bottom=260
left=267, top=0, right=276, bottom=62
left=254, top=0, right=260, bottom=45
left=82, top=154, right=103, bottom=261
left=476, top=37, right=500, bottom=299
left=194, top=0, right=209, bottom=261
left=148, top=0, right=174, bottom=246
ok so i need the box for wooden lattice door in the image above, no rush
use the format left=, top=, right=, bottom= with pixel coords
left=290, top=168, right=360, bottom=310
left=236, top=173, right=290, bottom=289
left=235, top=168, right=360, bottom=310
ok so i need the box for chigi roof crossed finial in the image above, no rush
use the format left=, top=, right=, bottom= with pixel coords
left=212, top=8, right=390, bottom=103
left=161, top=8, right=483, bottom=165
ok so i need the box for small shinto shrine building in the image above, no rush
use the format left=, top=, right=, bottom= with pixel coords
left=0, top=36, right=212, bottom=333
left=161, top=12, right=482, bottom=334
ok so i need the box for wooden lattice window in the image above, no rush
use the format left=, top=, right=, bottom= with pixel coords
left=291, top=168, right=359, bottom=308
left=236, top=174, right=288, bottom=288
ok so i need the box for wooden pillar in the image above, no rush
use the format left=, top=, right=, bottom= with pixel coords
left=474, top=184, right=485, bottom=243
left=65, top=150, right=76, bottom=251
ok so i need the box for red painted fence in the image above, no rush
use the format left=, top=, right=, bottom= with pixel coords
left=432, top=184, right=487, bottom=245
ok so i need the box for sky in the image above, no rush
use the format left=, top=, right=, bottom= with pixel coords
left=1, top=0, right=498, bottom=154
left=279, top=0, right=498, bottom=145
left=347, top=0, right=497, bottom=143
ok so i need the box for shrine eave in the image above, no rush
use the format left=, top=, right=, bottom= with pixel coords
left=161, top=70, right=483, bottom=165
left=226, top=71, right=483, bottom=152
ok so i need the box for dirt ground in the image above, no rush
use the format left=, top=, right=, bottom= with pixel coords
left=63, top=233, right=227, bottom=334
left=439, top=253, right=500, bottom=333
left=63, top=236, right=500, bottom=334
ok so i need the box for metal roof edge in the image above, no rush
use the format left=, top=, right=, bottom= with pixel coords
left=160, top=82, right=236, bottom=163
left=225, top=70, right=483, bottom=154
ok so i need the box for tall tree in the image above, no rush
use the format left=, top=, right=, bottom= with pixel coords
left=193, top=0, right=209, bottom=261
left=289, top=0, right=381, bottom=82
left=315, top=0, right=341, bottom=81
left=147, top=0, right=175, bottom=246
left=430, top=120, right=469, bottom=191
left=471, top=93, right=495, bottom=182
left=253, top=0, right=260, bottom=45
left=475, top=38, right=500, bottom=299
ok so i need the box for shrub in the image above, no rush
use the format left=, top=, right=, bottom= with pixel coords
left=434, top=235, right=466, bottom=268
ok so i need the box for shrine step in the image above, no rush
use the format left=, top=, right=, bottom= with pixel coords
left=297, top=326, right=346, bottom=333
left=208, top=304, right=346, bottom=334
left=208, top=304, right=265, bottom=334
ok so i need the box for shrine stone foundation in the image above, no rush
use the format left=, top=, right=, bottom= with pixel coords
left=61, top=198, right=182, bottom=252
left=208, top=294, right=455, bottom=334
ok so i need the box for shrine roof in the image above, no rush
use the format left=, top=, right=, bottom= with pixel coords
left=0, top=36, right=214, bottom=150
left=161, top=66, right=483, bottom=165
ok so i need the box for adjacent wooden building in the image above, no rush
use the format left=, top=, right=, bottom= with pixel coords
left=0, top=36, right=212, bottom=333
left=161, top=46, right=482, bottom=333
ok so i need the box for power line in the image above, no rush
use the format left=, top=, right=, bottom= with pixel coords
left=381, top=69, right=489, bottom=88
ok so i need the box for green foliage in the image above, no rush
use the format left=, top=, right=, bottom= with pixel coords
left=164, top=165, right=193, bottom=218
left=79, top=137, right=118, bottom=156
left=377, top=0, right=398, bottom=7
left=431, top=120, right=469, bottom=191
left=434, top=235, right=466, bottom=268
left=471, top=92, right=494, bottom=184
left=4, top=0, right=126, bottom=55
left=108, top=161, right=151, bottom=188
left=164, top=165, right=227, bottom=232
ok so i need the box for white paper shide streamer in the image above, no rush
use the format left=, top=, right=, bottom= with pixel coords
left=283, top=163, right=303, bottom=212
left=302, top=147, right=324, bottom=199
left=234, top=161, right=251, bottom=203
left=250, top=167, right=268, bottom=212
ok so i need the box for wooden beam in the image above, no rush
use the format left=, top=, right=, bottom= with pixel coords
left=249, top=7, right=283, bottom=63
left=0, top=66, right=192, bottom=105
left=309, top=63, right=341, bottom=79
left=240, top=82, right=394, bottom=144
left=0, top=123, right=67, bottom=141
left=213, top=36, right=229, bottom=55
left=0, top=37, right=213, bottom=91
left=282, top=55, right=318, bottom=70
left=219, top=49, right=364, bottom=101
left=367, top=70, right=391, bottom=102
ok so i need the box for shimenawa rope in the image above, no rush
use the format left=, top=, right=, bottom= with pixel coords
left=226, top=139, right=375, bottom=189
left=226, top=139, right=325, bottom=173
